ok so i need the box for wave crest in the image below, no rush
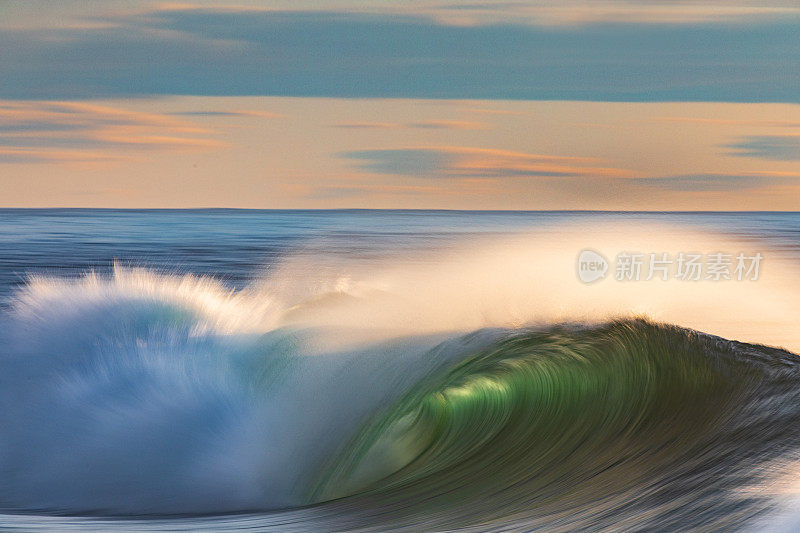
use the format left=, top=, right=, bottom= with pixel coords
left=315, top=321, right=800, bottom=530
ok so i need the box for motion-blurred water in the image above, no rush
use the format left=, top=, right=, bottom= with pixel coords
left=2, top=209, right=798, bottom=301
left=1, top=210, right=799, bottom=532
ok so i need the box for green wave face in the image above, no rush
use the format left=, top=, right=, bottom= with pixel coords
left=314, top=319, right=800, bottom=531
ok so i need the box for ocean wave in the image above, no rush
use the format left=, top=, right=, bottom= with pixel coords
left=314, top=320, right=800, bottom=531
left=1, top=224, right=800, bottom=530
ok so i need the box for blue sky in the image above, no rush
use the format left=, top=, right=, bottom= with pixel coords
left=1, top=2, right=798, bottom=101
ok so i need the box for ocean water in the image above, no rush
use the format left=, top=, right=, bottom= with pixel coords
left=1, top=209, right=800, bottom=532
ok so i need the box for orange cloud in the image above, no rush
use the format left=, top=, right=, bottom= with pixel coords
left=0, top=100, right=222, bottom=164
left=404, top=1, right=800, bottom=27
left=344, top=146, right=634, bottom=179
left=0, top=147, right=130, bottom=166
left=146, top=2, right=800, bottom=27
left=444, top=147, right=631, bottom=177
left=750, top=170, right=800, bottom=177
left=169, top=109, right=283, bottom=119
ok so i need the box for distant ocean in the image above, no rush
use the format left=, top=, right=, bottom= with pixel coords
left=1, top=209, right=800, bottom=532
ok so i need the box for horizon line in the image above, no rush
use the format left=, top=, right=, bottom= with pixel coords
left=1, top=208, right=798, bottom=214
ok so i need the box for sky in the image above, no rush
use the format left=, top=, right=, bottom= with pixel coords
left=0, top=0, right=799, bottom=209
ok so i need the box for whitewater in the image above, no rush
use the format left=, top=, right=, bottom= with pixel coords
left=1, top=210, right=800, bottom=531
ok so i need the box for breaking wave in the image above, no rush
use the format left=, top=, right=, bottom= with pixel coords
left=1, top=224, right=800, bottom=530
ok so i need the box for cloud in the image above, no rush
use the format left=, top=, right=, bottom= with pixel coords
left=750, top=170, right=800, bottom=177
left=641, top=173, right=800, bottom=191
left=0, top=101, right=222, bottom=164
left=168, top=110, right=282, bottom=118
left=725, top=135, right=800, bottom=161
left=427, top=0, right=800, bottom=26
left=7, top=1, right=800, bottom=30
left=0, top=6, right=797, bottom=101
left=342, top=146, right=632, bottom=178
left=345, top=149, right=454, bottom=176
left=0, top=147, right=127, bottom=165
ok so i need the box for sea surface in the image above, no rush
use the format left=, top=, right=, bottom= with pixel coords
left=1, top=209, right=800, bottom=532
